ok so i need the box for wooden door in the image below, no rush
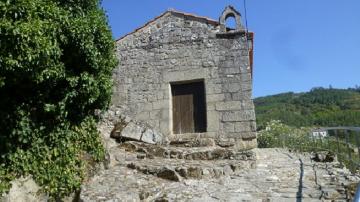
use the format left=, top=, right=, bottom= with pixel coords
left=172, top=82, right=206, bottom=134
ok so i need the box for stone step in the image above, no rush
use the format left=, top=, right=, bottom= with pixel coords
left=80, top=148, right=360, bottom=201
left=119, top=141, right=256, bottom=161
left=126, top=157, right=256, bottom=181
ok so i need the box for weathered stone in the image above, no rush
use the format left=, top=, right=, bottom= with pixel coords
left=198, top=138, right=216, bottom=147
left=217, top=139, right=235, bottom=147
left=108, top=117, right=165, bottom=145
left=80, top=147, right=360, bottom=201
left=137, top=153, right=147, bottom=159
left=140, top=128, right=163, bottom=144
left=1, top=176, right=47, bottom=202
left=215, top=101, right=242, bottom=111
left=120, top=121, right=143, bottom=141
left=170, top=138, right=215, bottom=147
left=222, top=110, right=256, bottom=122
left=186, top=167, right=203, bottom=179
left=119, top=141, right=138, bottom=152
left=223, top=165, right=233, bottom=175
left=156, top=167, right=182, bottom=182
left=109, top=118, right=128, bottom=139
left=311, top=151, right=335, bottom=162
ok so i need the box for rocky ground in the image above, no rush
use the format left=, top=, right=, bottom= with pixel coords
left=2, top=110, right=359, bottom=202
left=80, top=142, right=359, bottom=202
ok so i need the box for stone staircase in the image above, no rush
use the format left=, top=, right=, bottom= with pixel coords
left=120, top=141, right=256, bottom=182
left=80, top=142, right=360, bottom=201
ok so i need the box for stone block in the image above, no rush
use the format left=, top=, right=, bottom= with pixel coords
left=226, top=132, right=256, bottom=139
left=135, top=111, right=150, bottom=121
left=143, top=103, right=153, bottom=111
left=222, top=67, right=241, bottom=75
left=160, top=120, right=170, bottom=135
left=161, top=108, right=170, bottom=120
left=224, top=93, right=232, bottom=100
left=206, top=94, right=225, bottom=102
left=207, top=111, right=220, bottom=132
left=251, top=121, right=257, bottom=132
left=206, top=102, right=216, bottom=110
left=239, top=73, right=251, bottom=82
left=239, top=82, right=252, bottom=91
left=223, top=122, right=235, bottom=132
left=120, top=122, right=143, bottom=141
left=157, top=166, right=182, bottom=182
left=183, top=68, right=209, bottom=80
left=150, top=110, right=161, bottom=120
left=200, top=132, right=217, bottom=139
left=148, top=120, right=160, bottom=130
left=141, top=128, right=163, bottom=144
left=153, top=100, right=169, bottom=110
left=163, top=71, right=185, bottom=82
left=220, top=60, right=234, bottom=68
left=215, top=101, right=242, bottom=111
left=234, top=122, right=252, bottom=132
left=239, top=100, right=255, bottom=110
left=232, top=90, right=252, bottom=101
left=234, top=138, right=257, bottom=150
left=164, top=69, right=209, bottom=83
left=223, top=83, right=240, bottom=93
left=206, top=83, right=222, bottom=94
left=222, top=110, right=255, bottom=122
left=216, top=138, right=235, bottom=147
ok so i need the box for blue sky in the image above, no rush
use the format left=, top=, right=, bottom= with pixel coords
left=101, top=1, right=360, bottom=98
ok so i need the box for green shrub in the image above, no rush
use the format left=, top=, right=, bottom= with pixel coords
left=258, top=120, right=292, bottom=148
left=0, top=0, right=117, bottom=198
left=258, top=120, right=311, bottom=148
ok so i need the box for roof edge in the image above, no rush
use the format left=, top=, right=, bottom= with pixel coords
left=116, top=9, right=219, bottom=42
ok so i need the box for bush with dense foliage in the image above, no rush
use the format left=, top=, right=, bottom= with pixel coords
left=254, top=87, right=360, bottom=129
left=0, top=0, right=117, bottom=198
left=257, top=120, right=310, bottom=148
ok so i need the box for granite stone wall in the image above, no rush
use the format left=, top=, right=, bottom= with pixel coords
left=113, top=7, right=257, bottom=149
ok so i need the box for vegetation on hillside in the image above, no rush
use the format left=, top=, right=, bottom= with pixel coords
left=258, top=120, right=359, bottom=172
left=0, top=0, right=117, bottom=198
left=254, top=87, right=360, bottom=129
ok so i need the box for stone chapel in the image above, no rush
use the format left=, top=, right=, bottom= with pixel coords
left=112, top=6, right=257, bottom=150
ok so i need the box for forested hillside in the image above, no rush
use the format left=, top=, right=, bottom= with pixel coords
left=254, top=87, right=360, bottom=129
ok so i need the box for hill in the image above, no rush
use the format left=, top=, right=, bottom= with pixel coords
left=254, top=87, right=360, bottom=129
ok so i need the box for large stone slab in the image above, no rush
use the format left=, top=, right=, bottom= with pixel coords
left=110, top=119, right=165, bottom=145
left=140, top=128, right=163, bottom=144
left=120, top=122, right=143, bottom=141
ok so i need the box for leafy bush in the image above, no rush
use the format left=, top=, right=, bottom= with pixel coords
left=0, top=0, right=117, bottom=198
left=258, top=120, right=311, bottom=148
left=258, top=120, right=292, bottom=148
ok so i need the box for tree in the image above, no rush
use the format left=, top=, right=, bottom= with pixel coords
left=254, top=87, right=360, bottom=129
left=0, top=0, right=117, bottom=197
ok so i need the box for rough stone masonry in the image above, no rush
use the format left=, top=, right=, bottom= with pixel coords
left=113, top=6, right=257, bottom=150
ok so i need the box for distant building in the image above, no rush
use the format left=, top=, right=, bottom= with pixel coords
left=312, top=130, right=328, bottom=138
left=112, top=6, right=257, bottom=150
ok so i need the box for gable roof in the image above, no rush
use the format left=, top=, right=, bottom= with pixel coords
left=116, top=9, right=219, bottom=42
left=115, top=8, right=254, bottom=77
